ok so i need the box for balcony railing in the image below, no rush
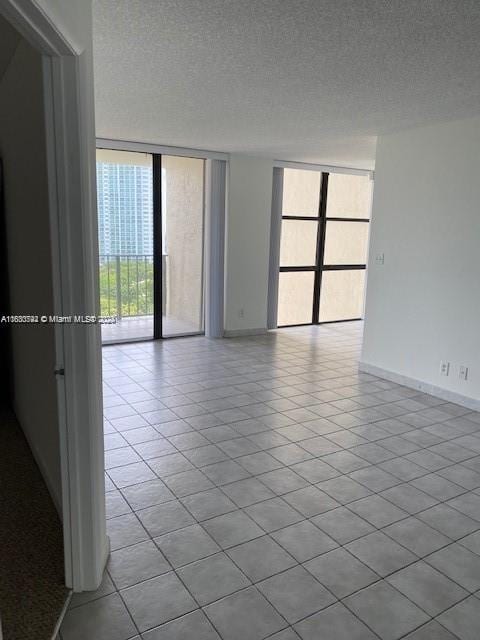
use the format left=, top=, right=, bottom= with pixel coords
left=99, top=254, right=154, bottom=319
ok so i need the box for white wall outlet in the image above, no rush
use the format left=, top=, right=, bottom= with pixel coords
left=238, top=308, right=244, bottom=318
left=440, top=361, right=450, bottom=376
left=459, top=365, right=468, bottom=381
left=375, top=253, right=385, bottom=265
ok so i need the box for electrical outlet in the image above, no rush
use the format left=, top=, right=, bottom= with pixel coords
left=238, top=308, right=244, bottom=318
left=375, top=253, right=385, bottom=265
left=440, top=361, right=450, bottom=376
left=459, top=365, right=468, bottom=381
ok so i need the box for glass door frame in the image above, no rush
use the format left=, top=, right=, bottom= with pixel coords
left=278, top=171, right=369, bottom=328
left=152, top=154, right=163, bottom=339
left=97, top=147, right=206, bottom=342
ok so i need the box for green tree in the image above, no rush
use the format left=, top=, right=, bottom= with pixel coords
left=99, top=257, right=154, bottom=317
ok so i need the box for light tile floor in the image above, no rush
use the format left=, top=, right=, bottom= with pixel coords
left=60, top=322, right=480, bottom=640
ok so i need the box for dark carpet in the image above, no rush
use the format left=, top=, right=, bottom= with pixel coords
left=0, top=406, right=69, bottom=640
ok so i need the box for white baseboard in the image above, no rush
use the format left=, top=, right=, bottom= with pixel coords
left=223, top=328, right=268, bottom=338
left=359, top=362, right=480, bottom=411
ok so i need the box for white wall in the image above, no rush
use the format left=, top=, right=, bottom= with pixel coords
left=0, top=35, right=62, bottom=507
left=361, top=116, right=480, bottom=407
left=225, top=154, right=273, bottom=333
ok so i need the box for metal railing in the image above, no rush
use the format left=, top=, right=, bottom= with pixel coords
left=99, top=254, right=154, bottom=319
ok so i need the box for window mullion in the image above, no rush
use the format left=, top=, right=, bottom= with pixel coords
left=312, top=172, right=329, bottom=324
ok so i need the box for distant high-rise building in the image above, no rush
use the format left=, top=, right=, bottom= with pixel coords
left=96, top=161, right=153, bottom=256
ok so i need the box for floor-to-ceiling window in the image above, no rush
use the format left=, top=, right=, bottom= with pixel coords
left=97, top=149, right=155, bottom=341
left=278, top=169, right=321, bottom=326
left=96, top=148, right=205, bottom=343
left=277, top=168, right=372, bottom=327
left=320, top=172, right=371, bottom=322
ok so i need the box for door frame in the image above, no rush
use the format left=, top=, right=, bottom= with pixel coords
left=1, top=1, right=108, bottom=591
left=97, top=142, right=219, bottom=342
left=152, top=153, right=163, bottom=338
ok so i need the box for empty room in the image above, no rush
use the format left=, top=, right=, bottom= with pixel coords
left=1, top=2, right=480, bottom=640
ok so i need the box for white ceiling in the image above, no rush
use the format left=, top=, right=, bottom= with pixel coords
left=93, top=1, right=480, bottom=169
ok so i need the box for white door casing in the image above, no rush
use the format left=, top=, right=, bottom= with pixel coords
left=0, top=0, right=108, bottom=591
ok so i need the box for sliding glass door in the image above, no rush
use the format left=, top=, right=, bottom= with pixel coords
left=277, top=168, right=372, bottom=327
left=97, top=149, right=154, bottom=341
left=96, top=149, right=205, bottom=343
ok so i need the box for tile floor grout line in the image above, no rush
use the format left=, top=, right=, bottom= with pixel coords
left=64, top=325, right=480, bottom=640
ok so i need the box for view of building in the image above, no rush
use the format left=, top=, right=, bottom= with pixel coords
left=96, top=159, right=153, bottom=256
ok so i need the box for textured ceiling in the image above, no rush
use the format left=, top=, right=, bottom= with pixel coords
left=93, top=1, right=480, bottom=169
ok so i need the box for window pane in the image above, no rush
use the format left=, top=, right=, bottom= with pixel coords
left=280, top=220, right=318, bottom=267
left=162, top=155, right=205, bottom=337
left=282, top=168, right=320, bottom=216
left=319, top=270, right=366, bottom=322
left=96, top=149, right=154, bottom=342
left=323, top=221, right=369, bottom=265
left=326, top=173, right=373, bottom=219
left=277, top=271, right=314, bottom=326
